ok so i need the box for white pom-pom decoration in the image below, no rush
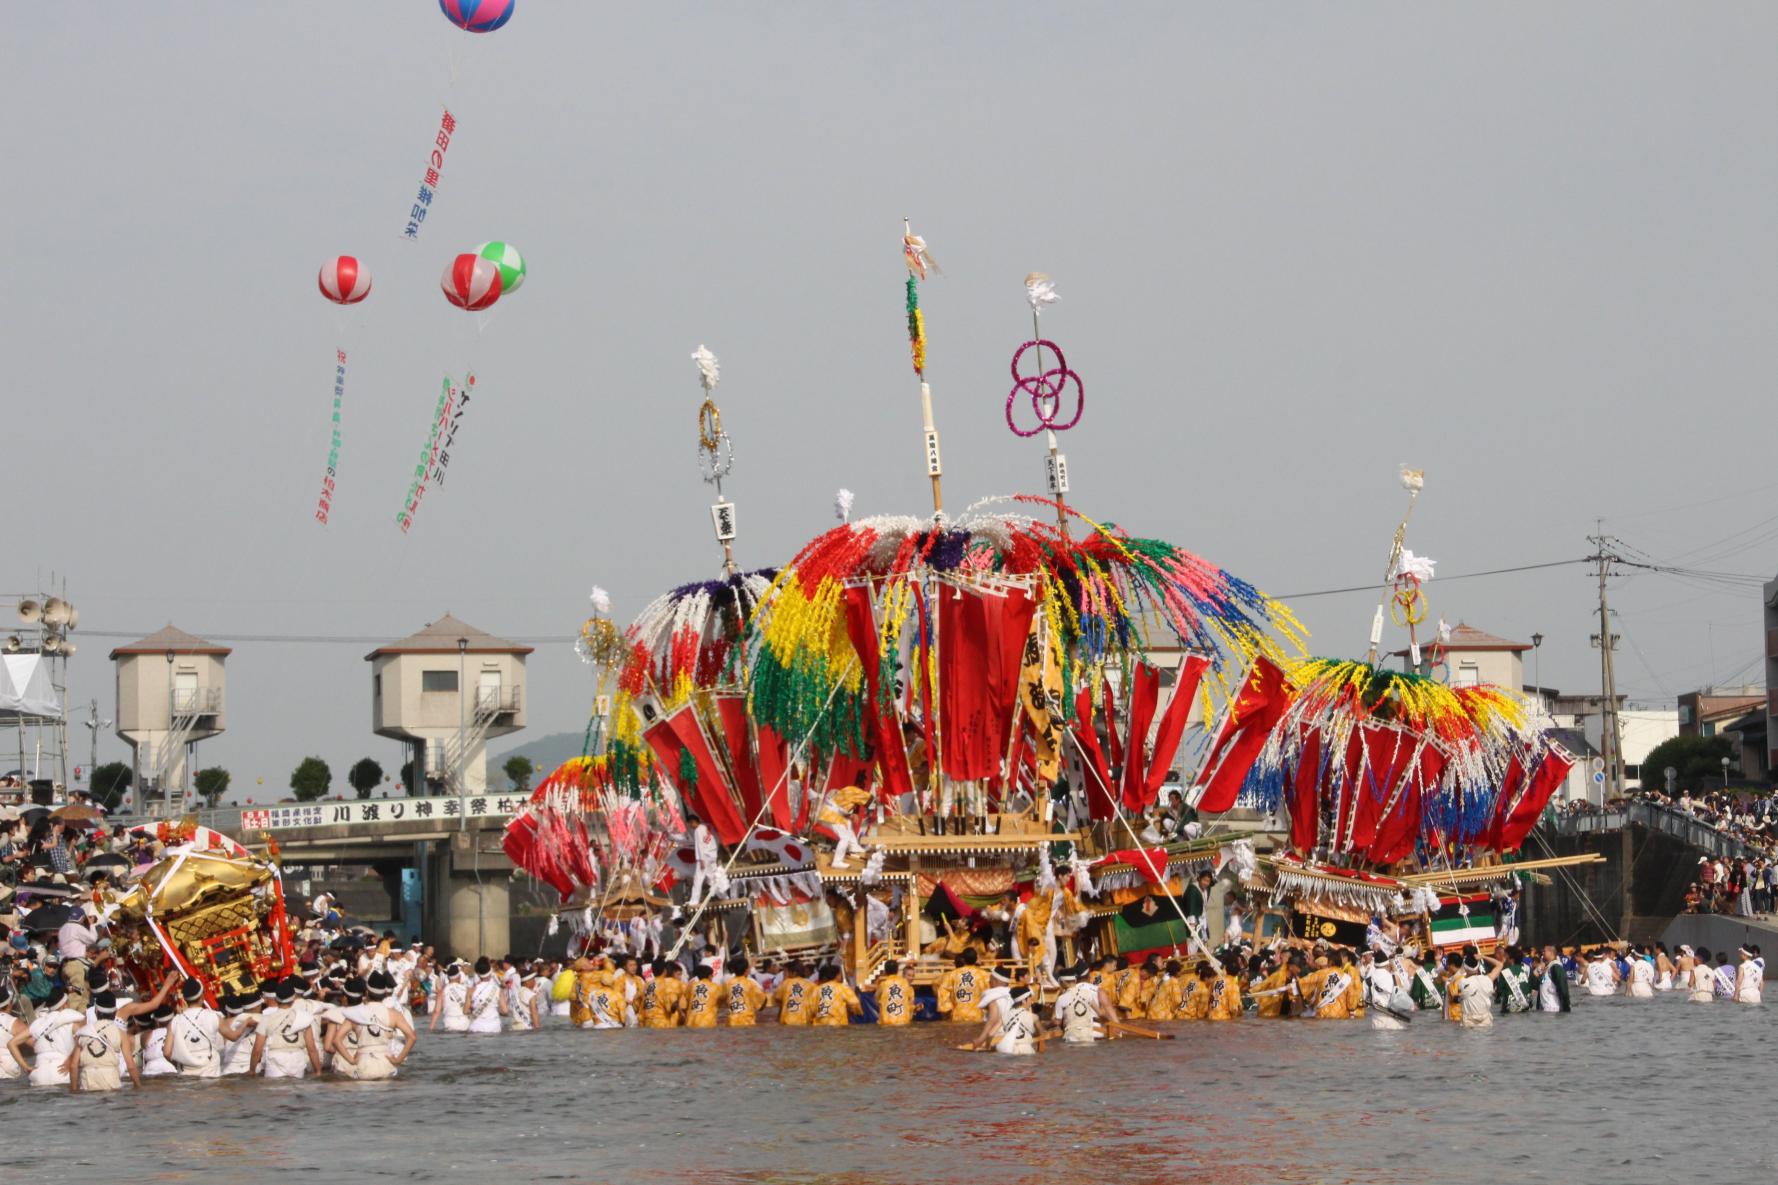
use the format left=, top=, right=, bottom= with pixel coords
left=692, top=344, right=720, bottom=392
left=589, top=585, right=612, bottom=615
left=834, top=488, right=855, bottom=523
left=1025, top=272, right=1060, bottom=313
left=1390, top=549, right=1436, bottom=584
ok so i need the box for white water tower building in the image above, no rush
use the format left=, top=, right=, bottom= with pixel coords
left=366, top=614, right=528, bottom=795
left=111, top=624, right=229, bottom=810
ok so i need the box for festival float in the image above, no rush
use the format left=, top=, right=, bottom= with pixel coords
left=505, top=345, right=837, bottom=959
left=107, top=819, right=296, bottom=1002
left=1187, top=470, right=1598, bottom=954
left=714, top=229, right=1311, bottom=993
left=503, top=228, right=1596, bottom=995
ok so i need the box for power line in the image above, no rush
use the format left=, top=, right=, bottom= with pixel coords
left=1273, top=557, right=1588, bottom=600
left=73, top=629, right=579, bottom=645
left=64, top=552, right=1744, bottom=646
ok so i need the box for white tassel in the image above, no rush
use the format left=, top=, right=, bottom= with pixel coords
left=1390, top=548, right=1436, bottom=584
left=1036, top=845, right=1056, bottom=892
left=1071, top=858, right=1098, bottom=898
left=834, top=487, right=855, bottom=524
left=589, top=585, right=612, bottom=615
left=546, top=913, right=560, bottom=937
left=692, top=344, right=720, bottom=391
left=861, top=847, right=886, bottom=886
left=1219, top=838, right=1258, bottom=884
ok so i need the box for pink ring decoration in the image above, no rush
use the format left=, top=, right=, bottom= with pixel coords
left=1006, top=339, right=1084, bottom=437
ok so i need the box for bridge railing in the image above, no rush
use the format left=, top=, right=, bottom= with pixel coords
left=1542, top=800, right=1767, bottom=861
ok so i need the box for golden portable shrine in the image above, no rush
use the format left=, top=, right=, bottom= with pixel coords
left=108, top=821, right=296, bottom=1003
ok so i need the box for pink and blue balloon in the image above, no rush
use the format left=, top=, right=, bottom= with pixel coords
left=439, top=0, right=514, bottom=33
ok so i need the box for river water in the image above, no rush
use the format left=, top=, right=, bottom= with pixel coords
left=3, top=992, right=1773, bottom=1184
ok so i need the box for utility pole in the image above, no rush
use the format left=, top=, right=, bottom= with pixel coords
left=1590, top=525, right=1632, bottom=938
left=1588, top=525, right=1626, bottom=800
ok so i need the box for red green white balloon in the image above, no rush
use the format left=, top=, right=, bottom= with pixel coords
left=475, top=241, right=526, bottom=294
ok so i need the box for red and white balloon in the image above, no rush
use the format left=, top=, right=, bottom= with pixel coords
left=441, top=253, right=503, bottom=311
left=318, top=255, right=372, bottom=305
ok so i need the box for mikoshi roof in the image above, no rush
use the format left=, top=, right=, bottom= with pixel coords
left=108, top=623, right=232, bottom=659
left=747, top=497, right=1305, bottom=759
left=615, top=569, right=777, bottom=704
left=363, top=613, right=534, bottom=659
left=1232, top=659, right=1554, bottom=858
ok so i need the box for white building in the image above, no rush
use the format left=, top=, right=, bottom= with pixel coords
left=110, top=624, right=229, bottom=810
left=366, top=614, right=528, bottom=796
left=1394, top=622, right=1530, bottom=688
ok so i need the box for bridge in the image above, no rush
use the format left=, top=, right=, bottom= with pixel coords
left=1543, top=799, right=1766, bottom=862
left=113, top=795, right=538, bottom=959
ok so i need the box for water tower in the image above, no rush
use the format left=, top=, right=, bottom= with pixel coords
left=110, top=624, right=229, bottom=812
left=366, top=614, right=528, bottom=795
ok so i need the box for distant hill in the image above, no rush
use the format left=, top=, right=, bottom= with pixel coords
left=485, top=731, right=591, bottom=790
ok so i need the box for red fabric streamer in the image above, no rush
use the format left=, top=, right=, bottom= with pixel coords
left=1072, top=685, right=1116, bottom=820
left=1194, top=657, right=1291, bottom=813
left=937, top=585, right=1037, bottom=782
left=1287, top=725, right=1322, bottom=856
left=1483, top=754, right=1528, bottom=853
left=1105, top=847, right=1172, bottom=885
left=1140, top=655, right=1208, bottom=807
left=843, top=586, right=915, bottom=803
left=502, top=813, right=575, bottom=902
left=643, top=706, right=748, bottom=844
left=1118, top=663, right=1162, bottom=812
left=1365, top=740, right=1445, bottom=864
left=1102, top=674, right=1123, bottom=772
left=754, top=721, right=795, bottom=831
left=1496, top=744, right=1574, bottom=852
left=714, top=694, right=765, bottom=824
left=1347, top=725, right=1414, bottom=854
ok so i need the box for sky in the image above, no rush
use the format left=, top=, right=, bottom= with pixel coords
left=4, top=3, right=1776, bottom=798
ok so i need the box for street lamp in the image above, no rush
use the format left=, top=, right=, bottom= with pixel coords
left=457, top=637, right=468, bottom=808
left=164, top=650, right=175, bottom=811
left=1530, top=632, right=1544, bottom=720
left=1722, top=755, right=1731, bottom=791
left=84, top=699, right=110, bottom=799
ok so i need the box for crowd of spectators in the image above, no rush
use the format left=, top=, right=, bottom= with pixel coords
left=1629, top=788, right=1778, bottom=916
left=0, top=803, right=149, bottom=1021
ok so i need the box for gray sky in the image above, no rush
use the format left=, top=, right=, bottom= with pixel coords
left=6, top=4, right=1775, bottom=797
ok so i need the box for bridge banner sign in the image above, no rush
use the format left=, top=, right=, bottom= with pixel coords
left=241, top=794, right=524, bottom=831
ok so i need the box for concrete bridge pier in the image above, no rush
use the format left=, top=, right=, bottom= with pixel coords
left=420, top=823, right=516, bottom=961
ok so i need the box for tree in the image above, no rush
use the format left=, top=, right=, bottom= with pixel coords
left=1640, top=734, right=1735, bottom=794
left=290, top=756, right=333, bottom=802
left=348, top=757, right=384, bottom=800
left=503, top=755, right=535, bottom=793
left=400, top=759, right=416, bottom=796
left=90, top=762, right=132, bottom=813
left=194, top=767, right=231, bottom=809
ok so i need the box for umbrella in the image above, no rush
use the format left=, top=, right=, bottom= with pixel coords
left=18, top=807, right=47, bottom=826
left=14, top=882, right=77, bottom=902
left=328, top=933, right=366, bottom=951
left=20, top=903, right=78, bottom=932
left=50, top=804, right=102, bottom=824
left=82, top=853, right=130, bottom=877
